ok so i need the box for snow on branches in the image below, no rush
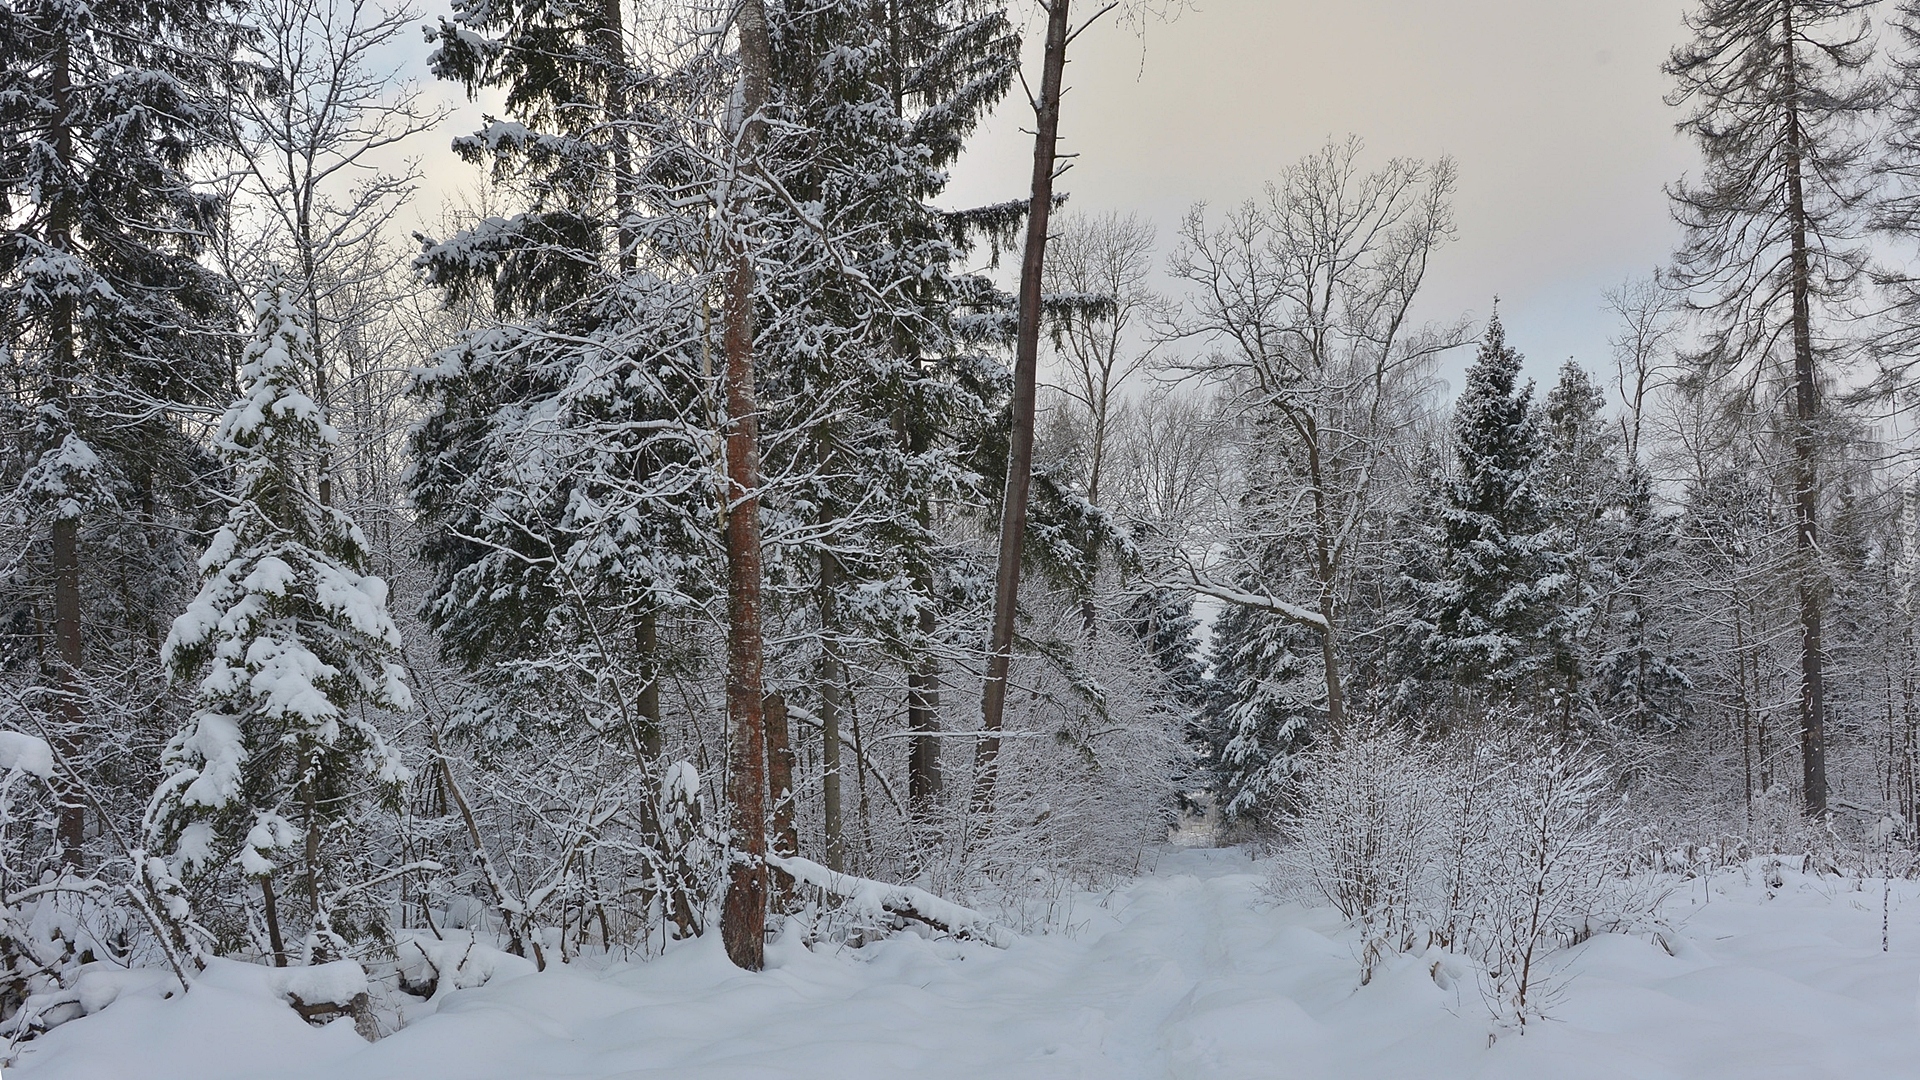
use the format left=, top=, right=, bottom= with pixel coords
left=151, top=289, right=410, bottom=955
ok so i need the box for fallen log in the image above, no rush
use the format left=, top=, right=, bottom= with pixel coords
left=767, top=854, right=1013, bottom=948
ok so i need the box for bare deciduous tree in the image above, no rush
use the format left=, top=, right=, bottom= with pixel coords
left=1165, top=137, right=1462, bottom=729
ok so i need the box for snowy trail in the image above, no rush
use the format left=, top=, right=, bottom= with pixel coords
left=16, top=847, right=1920, bottom=1080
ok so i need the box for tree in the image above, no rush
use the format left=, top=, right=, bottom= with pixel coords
left=151, top=290, right=410, bottom=964
left=1534, top=361, right=1624, bottom=729
left=1044, top=211, right=1161, bottom=509
left=1666, top=0, right=1883, bottom=815
left=222, top=0, right=443, bottom=511
left=1599, top=282, right=1691, bottom=733
left=976, top=0, right=1084, bottom=816
left=418, top=0, right=752, bottom=962
left=716, top=0, right=774, bottom=973
left=1398, top=313, right=1555, bottom=702
left=753, top=0, right=1016, bottom=850
left=0, top=0, right=236, bottom=868
left=1167, top=139, right=1461, bottom=733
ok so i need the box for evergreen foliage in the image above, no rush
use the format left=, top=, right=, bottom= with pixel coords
left=152, top=290, right=410, bottom=956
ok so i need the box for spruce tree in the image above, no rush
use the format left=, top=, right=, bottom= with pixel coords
left=1, top=0, right=236, bottom=867
left=153, top=290, right=410, bottom=962
left=1402, top=313, right=1554, bottom=704
left=1535, top=361, right=1623, bottom=729
left=753, top=0, right=1016, bottom=836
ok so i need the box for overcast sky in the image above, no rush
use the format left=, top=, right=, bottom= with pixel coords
left=412, top=0, right=1701, bottom=392
left=936, top=0, right=1701, bottom=391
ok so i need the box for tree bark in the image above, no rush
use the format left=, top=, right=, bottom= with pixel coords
left=50, top=516, right=85, bottom=867
left=719, top=0, right=773, bottom=972
left=1780, top=3, right=1828, bottom=817
left=765, top=693, right=797, bottom=856
left=764, top=692, right=798, bottom=906
left=600, top=0, right=636, bottom=275
left=818, top=557, right=847, bottom=871
left=975, top=0, right=1073, bottom=818
left=261, top=876, right=289, bottom=967
left=47, top=28, right=85, bottom=870
left=908, top=570, right=944, bottom=820
left=638, top=609, right=662, bottom=759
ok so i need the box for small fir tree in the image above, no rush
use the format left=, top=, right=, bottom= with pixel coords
left=151, top=290, right=410, bottom=962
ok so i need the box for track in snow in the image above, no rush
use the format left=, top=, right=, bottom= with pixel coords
left=16, top=846, right=1920, bottom=1079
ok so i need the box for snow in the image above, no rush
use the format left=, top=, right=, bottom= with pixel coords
left=1171, top=571, right=1330, bottom=630
left=767, top=854, right=1012, bottom=947
left=269, top=961, right=369, bottom=1007
left=0, top=730, right=55, bottom=781
left=15, top=848, right=1920, bottom=1079
left=394, top=932, right=539, bottom=1004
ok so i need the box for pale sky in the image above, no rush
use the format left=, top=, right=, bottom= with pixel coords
left=941, top=0, right=1701, bottom=390
left=410, top=0, right=1701, bottom=392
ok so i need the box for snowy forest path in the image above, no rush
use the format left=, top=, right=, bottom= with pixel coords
left=15, top=846, right=1920, bottom=1079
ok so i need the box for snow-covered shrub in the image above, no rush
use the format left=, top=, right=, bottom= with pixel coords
left=1279, top=727, right=1448, bottom=978
left=1475, top=744, right=1626, bottom=1028
left=1276, top=724, right=1642, bottom=1025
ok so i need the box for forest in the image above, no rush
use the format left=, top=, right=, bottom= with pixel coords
left=5, top=0, right=1920, bottom=1074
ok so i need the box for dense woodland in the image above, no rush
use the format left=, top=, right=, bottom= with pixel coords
left=7, top=0, right=1920, bottom=1039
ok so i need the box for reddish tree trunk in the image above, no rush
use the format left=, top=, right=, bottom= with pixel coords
left=765, top=692, right=798, bottom=905
left=48, top=30, right=85, bottom=869
left=719, top=0, right=773, bottom=973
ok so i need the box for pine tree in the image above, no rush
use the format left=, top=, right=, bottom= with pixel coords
left=152, top=290, right=410, bottom=963
left=1666, top=0, right=1883, bottom=815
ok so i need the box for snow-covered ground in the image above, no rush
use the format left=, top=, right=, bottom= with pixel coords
left=15, top=847, right=1920, bottom=1079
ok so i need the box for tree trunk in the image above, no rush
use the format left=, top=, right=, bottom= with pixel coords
left=818, top=558, right=846, bottom=871
left=975, top=0, right=1073, bottom=817
left=638, top=609, right=662, bottom=759
left=1780, top=5, right=1828, bottom=817
left=908, top=572, right=944, bottom=822
left=47, top=29, right=85, bottom=871
left=261, top=876, right=289, bottom=967
left=764, top=692, right=798, bottom=906
left=600, top=0, right=636, bottom=275
left=719, top=0, right=773, bottom=973
left=765, top=693, right=798, bottom=856
left=884, top=0, right=944, bottom=830
left=50, top=516, right=85, bottom=867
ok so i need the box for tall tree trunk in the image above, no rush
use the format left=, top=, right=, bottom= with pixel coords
left=600, top=0, right=636, bottom=276
left=719, top=0, right=773, bottom=973
left=818, top=557, right=847, bottom=871
left=883, top=0, right=944, bottom=823
left=975, top=0, right=1073, bottom=817
left=48, top=29, right=85, bottom=870
left=908, top=568, right=944, bottom=821
left=1301, top=417, right=1345, bottom=730
left=1781, top=5, right=1828, bottom=816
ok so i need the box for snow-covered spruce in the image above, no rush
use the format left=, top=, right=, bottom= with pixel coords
left=150, top=289, right=411, bottom=961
